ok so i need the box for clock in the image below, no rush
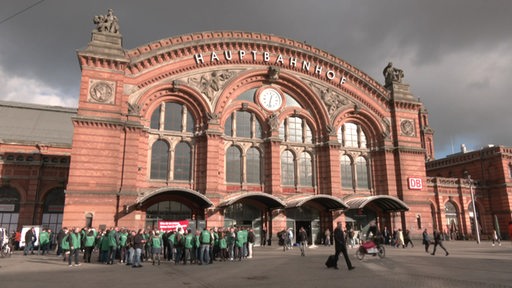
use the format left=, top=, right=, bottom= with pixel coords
left=257, top=87, right=283, bottom=112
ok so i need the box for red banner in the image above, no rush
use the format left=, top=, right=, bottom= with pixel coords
left=158, top=220, right=189, bottom=232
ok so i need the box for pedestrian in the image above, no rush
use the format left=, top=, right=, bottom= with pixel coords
left=150, top=230, right=162, bottom=265
left=298, top=227, right=308, bottom=256
left=491, top=229, right=501, bottom=246
left=431, top=229, right=449, bottom=256
left=396, top=228, right=405, bottom=248
left=333, top=221, right=355, bottom=271
left=404, top=229, right=414, bottom=248
left=68, top=227, right=82, bottom=267
left=324, top=228, right=331, bottom=246
left=39, top=228, right=50, bottom=255
left=422, top=228, right=430, bottom=253
left=247, top=228, right=255, bottom=258
left=83, top=228, right=96, bottom=263
left=132, top=228, right=145, bottom=268
left=23, top=227, right=36, bottom=255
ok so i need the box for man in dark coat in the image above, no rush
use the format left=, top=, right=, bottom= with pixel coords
left=431, top=229, right=449, bottom=256
left=23, top=227, right=36, bottom=255
left=333, top=221, right=355, bottom=271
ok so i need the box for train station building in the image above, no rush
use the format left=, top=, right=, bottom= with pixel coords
left=1, top=11, right=511, bottom=243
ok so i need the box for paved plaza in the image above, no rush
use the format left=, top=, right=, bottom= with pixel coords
left=1, top=241, right=511, bottom=288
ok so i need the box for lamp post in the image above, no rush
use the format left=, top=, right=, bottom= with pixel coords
left=465, top=173, right=480, bottom=244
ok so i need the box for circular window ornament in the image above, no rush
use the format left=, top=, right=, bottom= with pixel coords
left=89, top=81, right=113, bottom=103
left=400, top=119, right=415, bottom=136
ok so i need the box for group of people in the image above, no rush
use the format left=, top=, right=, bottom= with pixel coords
left=48, top=225, right=257, bottom=267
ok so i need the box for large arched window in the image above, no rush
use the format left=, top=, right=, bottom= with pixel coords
left=281, top=150, right=295, bottom=186
left=151, top=140, right=169, bottom=180
left=279, top=117, right=313, bottom=143
left=299, top=152, right=313, bottom=186
left=150, top=102, right=195, bottom=133
left=174, top=142, right=191, bottom=181
left=0, top=186, right=20, bottom=233
left=226, top=146, right=242, bottom=183
left=224, top=111, right=263, bottom=139
left=337, top=122, right=367, bottom=148
left=341, top=155, right=353, bottom=189
left=246, top=148, right=261, bottom=184
left=356, top=156, right=369, bottom=189
left=42, top=188, right=65, bottom=232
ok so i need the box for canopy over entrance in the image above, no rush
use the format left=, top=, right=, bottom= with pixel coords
left=344, top=195, right=409, bottom=212
left=136, top=187, right=213, bottom=209
left=217, top=192, right=286, bottom=209
left=286, top=194, right=348, bottom=211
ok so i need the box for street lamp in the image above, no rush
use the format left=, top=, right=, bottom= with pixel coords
left=465, top=172, right=480, bottom=244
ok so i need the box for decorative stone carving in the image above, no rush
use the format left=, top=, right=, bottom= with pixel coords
left=268, top=66, right=280, bottom=82
left=127, top=102, right=140, bottom=115
left=88, top=80, right=115, bottom=104
left=206, top=112, right=220, bottom=125
left=93, top=9, right=120, bottom=34
left=308, top=81, right=349, bottom=116
left=188, top=70, right=235, bottom=101
left=383, top=62, right=404, bottom=87
left=400, top=119, right=415, bottom=136
left=268, top=113, right=280, bottom=131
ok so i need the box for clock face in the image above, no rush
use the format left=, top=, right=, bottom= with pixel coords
left=258, top=88, right=283, bottom=111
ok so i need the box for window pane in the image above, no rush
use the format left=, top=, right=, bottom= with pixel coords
left=164, top=102, right=182, bottom=131
left=304, top=123, right=313, bottom=144
left=360, top=130, right=367, bottom=148
left=281, top=150, right=295, bottom=186
left=341, top=155, right=353, bottom=189
left=186, top=110, right=195, bottom=133
left=236, top=111, right=251, bottom=138
left=151, top=140, right=169, bottom=180
left=174, top=142, right=191, bottom=181
left=356, top=157, right=369, bottom=189
left=150, top=105, right=161, bottom=129
left=299, top=152, right=313, bottom=186
left=246, top=148, right=261, bottom=184
left=344, top=123, right=358, bottom=147
left=226, top=146, right=241, bottom=183
left=224, top=114, right=233, bottom=136
left=288, top=117, right=302, bottom=143
left=279, top=122, right=285, bottom=140
left=337, top=126, right=343, bottom=144
left=254, top=117, right=263, bottom=139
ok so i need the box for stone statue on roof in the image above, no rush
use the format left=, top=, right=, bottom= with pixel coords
left=93, top=9, right=120, bottom=34
left=383, top=62, right=404, bottom=87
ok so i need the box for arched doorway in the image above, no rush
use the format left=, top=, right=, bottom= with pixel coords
left=0, top=186, right=20, bottom=233
left=445, top=201, right=459, bottom=240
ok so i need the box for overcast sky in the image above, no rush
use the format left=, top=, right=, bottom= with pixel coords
left=1, top=0, right=511, bottom=159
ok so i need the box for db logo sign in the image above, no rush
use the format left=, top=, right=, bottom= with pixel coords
left=408, top=177, right=422, bottom=190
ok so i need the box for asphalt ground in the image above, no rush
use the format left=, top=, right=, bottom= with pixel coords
left=1, top=241, right=511, bottom=288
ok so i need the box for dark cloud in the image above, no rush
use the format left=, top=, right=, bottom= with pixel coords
left=1, top=0, right=511, bottom=158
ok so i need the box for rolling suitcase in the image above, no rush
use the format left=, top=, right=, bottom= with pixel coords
left=325, top=254, right=336, bottom=268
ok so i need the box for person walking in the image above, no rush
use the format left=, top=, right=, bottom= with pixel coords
left=404, top=229, right=414, bottom=248
left=431, top=229, right=449, bottom=256
left=68, top=227, right=82, bottom=267
left=333, top=221, right=355, bottom=271
left=23, top=227, right=36, bottom=256
left=324, top=228, right=331, bottom=246
left=491, top=229, right=501, bottom=246
left=298, top=227, right=308, bottom=256
left=422, top=228, right=430, bottom=253
left=132, top=229, right=145, bottom=268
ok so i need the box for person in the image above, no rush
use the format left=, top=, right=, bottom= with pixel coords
left=324, top=228, right=331, bottom=246
left=396, top=228, right=405, bottom=248
left=508, top=221, right=512, bottom=244
left=404, top=229, right=414, bottom=248
left=280, top=229, right=289, bottom=251
left=68, top=227, right=82, bottom=267
left=491, top=229, right=501, bottom=246
left=333, top=221, right=355, bottom=271
left=247, top=228, right=255, bottom=258
left=83, top=228, right=96, bottom=263
left=298, top=227, right=308, bottom=256
left=422, top=228, right=430, bottom=253
left=261, top=226, right=267, bottom=246
left=132, top=229, right=145, bottom=268
left=287, top=228, right=294, bottom=250
left=431, top=229, right=449, bottom=256
left=150, top=230, right=162, bottom=265
left=382, top=227, right=391, bottom=245
left=199, top=227, right=211, bottom=265
left=39, top=228, right=50, bottom=255
left=23, top=227, right=36, bottom=256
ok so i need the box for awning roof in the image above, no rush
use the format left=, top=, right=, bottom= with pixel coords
left=137, top=187, right=213, bottom=208
left=217, top=192, right=286, bottom=209
left=344, top=195, right=409, bottom=212
left=286, top=194, right=348, bottom=211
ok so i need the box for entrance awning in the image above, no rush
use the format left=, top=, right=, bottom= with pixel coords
left=217, top=192, right=286, bottom=209
left=286, top=194, right=348, bottom=211
left=136, top=187, right=213, bottom=208
left=344, top=195, right=409, bottom=212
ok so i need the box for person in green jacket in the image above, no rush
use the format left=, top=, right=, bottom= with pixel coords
left=184, top=229, right=194, bottom=264
left=219, top=230, right=227, bottom=261
left=68, top=227, right=82, bottom=266
left=39, top=228, right=50, bottom=255
left=99, top=230, right=111, bottom=264
left=149, top=230, right=162, bottom=265
left=83, top=228, right=97, bottom=263
left=60, top=228, right=70, bottom=263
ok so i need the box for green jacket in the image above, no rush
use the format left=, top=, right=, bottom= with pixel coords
left=184, top=233, right=194, bottom=249
left=150, top=235, right=162, bottom=248
left=69, top=232, right=81, bottom=249
left=61, top=234, right=70, bottom=250
left=200, top=230, right=211, bottom=244
left=39, top=231, right=49, bottom=245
